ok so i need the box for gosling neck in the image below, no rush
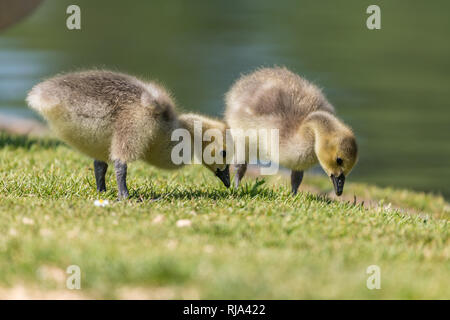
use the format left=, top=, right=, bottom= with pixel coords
left=175, top=113, right=215, bottom=163
left=299, top=111, right=348, bottom=155
left=302, top=111, right=342, bottom=138
left=177, top=114, right=198, bottom=137
left=177, top=113, right=206, bottom=148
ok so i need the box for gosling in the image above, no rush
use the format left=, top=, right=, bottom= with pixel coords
left=225, top=67, right=358, bottom=196
left=27, top=70, right=230, bottom=199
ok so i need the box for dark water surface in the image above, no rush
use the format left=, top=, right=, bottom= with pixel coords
left=1, top=0, right=449, bottom=197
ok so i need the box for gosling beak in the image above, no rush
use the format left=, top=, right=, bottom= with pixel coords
left=331, top=173, right=345, bottom=196
left=215, top=165, right=230, bottom=188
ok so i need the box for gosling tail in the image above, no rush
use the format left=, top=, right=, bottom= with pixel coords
left=26, top=82, right=61, bottom=116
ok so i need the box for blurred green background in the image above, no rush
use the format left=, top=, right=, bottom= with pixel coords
left=0, top=0, right=449, bottom=197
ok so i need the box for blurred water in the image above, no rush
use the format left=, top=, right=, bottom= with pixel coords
left=0, top=0, right=449, bottom=197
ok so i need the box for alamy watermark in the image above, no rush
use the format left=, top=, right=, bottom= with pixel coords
left=66, top=265, right=81, bottom=289
left=170, top=121, right=280, bottom=175
left=366, top=5, right=381, bottom=30
left=66, top=5, right=381, bottom=31
left=66, top=5, right=81, bottom=30
left=366, top=265, right=381, bottom=290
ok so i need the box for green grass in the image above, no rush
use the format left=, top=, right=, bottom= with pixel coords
left=0, top=133, right=448, bottom=299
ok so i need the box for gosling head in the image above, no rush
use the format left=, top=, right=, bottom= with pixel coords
left=315, top=132, right=358, bottom=196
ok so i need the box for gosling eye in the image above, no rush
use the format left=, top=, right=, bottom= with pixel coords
left=336, top=157, right=343, bottom=166
left=220, top=150, right=226, bottom=158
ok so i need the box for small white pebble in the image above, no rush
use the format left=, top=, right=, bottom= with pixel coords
left=22, top=217, right=34, bottom=225
left=203, top=245, right=214, bottom=253
left=67, top=227, right=80, bottom=239
left=167, top=240, right=178, bottom=249
left=94, top=199, right=110, bottom=207
left=152, top=214, right=165, bottom=224
left=176, top=219, right=192, bottom=228
left=40, top=228, right=53, bottom=237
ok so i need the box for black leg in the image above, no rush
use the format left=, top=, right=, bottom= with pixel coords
left=291, top=170, right=304, bottom=195
left=234, top=163, right=247, bottom=188
left=114, top=160, right=129, bottom=200
left=94, top=160, right=108, bottom=192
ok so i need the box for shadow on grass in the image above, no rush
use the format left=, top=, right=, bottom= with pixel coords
left=303, top=191, right=365, bottom=210
left=132, top=178, right=350, bottom=207
left=0, top=132, right=62, bottom=150
left=131, top=188, right=279, bottom=202
left=304, top=192, right=333, bottom=205
left=130, top=178, right=281, bottom=202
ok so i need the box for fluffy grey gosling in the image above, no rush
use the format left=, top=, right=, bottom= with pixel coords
left=225, top=67, right=358, bottom=196
left=27, top=70, right=230, bottom=199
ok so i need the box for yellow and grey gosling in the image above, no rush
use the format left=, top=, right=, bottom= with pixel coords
left=27, top=70, right=229, bottom=199
left=225, top=67, right=358, bottom=196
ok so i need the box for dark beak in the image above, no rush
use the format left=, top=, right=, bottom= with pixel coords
left=215, top=165, right=230, bottom=188
left=331, top=173, right=345, bottom=196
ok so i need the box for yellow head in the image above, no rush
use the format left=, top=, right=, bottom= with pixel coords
left=310, top=113, right=358, bottom=196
